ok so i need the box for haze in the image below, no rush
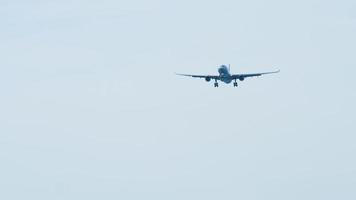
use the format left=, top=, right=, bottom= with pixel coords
left=1, top=0, right=356, bottom=199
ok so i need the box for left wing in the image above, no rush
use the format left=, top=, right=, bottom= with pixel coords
left=231, top=70, right=280, bottom=79
left=175, top=73, right=220, bottom=80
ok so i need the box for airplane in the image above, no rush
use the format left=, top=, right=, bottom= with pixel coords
left=176, top=64, right=280, bottom=87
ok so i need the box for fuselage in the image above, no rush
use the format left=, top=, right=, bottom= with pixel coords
left=218, top=65, right=232, bottom=84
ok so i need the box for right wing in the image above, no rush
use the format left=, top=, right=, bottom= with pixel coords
left=231, top=70, right=280, bottom=79
left=175, top=73, right=220, bottom=80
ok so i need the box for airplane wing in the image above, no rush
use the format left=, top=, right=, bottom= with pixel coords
left=231, top=70, right=280, bottom=79
left=175, top=73, right=220, bottom=80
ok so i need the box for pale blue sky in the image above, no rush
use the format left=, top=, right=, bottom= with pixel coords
left=1, top=0, right=356, bottom=199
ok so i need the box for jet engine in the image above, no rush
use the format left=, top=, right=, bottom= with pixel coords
left=239, top=77, right=245, bottom=81
left=205, top=77, right=211, bottom=82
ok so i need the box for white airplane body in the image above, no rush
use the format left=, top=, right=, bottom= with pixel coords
left=176, top=65, right=279, bottom=87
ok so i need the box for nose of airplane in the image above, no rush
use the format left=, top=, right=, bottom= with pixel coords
left=218, top=67, right=224, bottom=74
left=218, top=65, right=227, bottom=74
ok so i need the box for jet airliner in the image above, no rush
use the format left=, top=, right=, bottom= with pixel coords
left=176, top=65, right=279, bottom=87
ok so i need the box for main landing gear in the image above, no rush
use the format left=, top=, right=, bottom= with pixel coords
left=214, top=79, right=219, bottom=87
left=233, top=80, right=238, bottom=87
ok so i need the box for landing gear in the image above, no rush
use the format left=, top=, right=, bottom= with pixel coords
left=214, top=79, right=219, bottom=87
left=233, top=80, right=238, bottom=87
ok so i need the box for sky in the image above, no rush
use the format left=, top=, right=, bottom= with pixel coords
left=1, top=0, right=356, bottom=199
